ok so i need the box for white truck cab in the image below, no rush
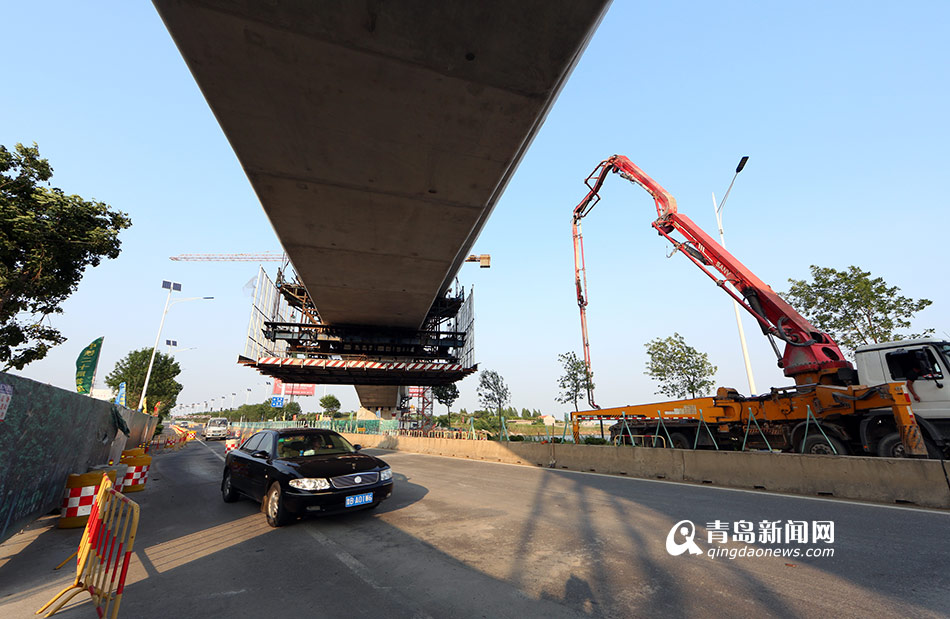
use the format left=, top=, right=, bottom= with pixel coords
left=854, top=338, right=950, bottom=456
left=203, top=417, right=230, bottom=440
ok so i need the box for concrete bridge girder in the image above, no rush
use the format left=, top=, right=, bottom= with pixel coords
left=153, top=0, right=611, bottom=408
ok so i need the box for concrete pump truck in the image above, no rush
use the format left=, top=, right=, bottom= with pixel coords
left=570, top=155, right=947, bottom=458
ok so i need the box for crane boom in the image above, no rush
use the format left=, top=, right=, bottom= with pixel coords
left=572, top=155, right=851, bottom=405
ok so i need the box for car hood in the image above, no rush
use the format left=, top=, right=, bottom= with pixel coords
left=283, top=452, right=386, bottom=479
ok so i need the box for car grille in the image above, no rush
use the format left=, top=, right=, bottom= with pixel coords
left=330, top=471, right=379, bottom=489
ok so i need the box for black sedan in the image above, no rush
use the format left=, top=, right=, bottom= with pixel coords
left=221, top=428, right=393, bottom=527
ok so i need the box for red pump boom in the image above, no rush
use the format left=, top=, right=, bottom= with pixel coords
left=572, top=155, right=851, bottom=405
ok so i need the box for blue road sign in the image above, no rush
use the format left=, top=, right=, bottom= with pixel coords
left=270, top=396, right=285, bottom=408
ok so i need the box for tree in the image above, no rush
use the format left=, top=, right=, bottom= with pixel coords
left=477, top=370, right=510, bottom=423
left=105, top=348, right=182, bottom=418
left=0, top=143, right=131, bottom=370
left=784, top=265, right=933, bottom=353
left=644, top=333, right=717, bottom=399
left=284, top=401, right=302, bottom=417
left=555, top=351, right=594, bottom=412
left=319, top=394, right=341, bottom=415
left=431, top=383, right=459, bottom=415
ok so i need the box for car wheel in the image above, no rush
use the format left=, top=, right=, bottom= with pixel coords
left=264, top=481, right=292, bottom=527
left=222, top=470, right=239, bottom=503
left=801, top=434, right=848, bottom=455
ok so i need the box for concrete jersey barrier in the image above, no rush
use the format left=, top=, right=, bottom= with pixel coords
left=340, top=433, right=950, bottom=509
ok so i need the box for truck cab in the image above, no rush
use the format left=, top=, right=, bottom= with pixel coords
left=855, top=338, right=950, bottom=456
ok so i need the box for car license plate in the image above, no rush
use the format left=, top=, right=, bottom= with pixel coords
left=345, top=492, right=373, bottom=508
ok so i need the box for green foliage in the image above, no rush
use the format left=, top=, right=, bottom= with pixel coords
left=0, top=142, right=131, bottom=370
left=477, top=369, right=510, bottom=415
left=284, top=401, right=302, bottom=417
left=583, top=437, right=609, bottom=445
left=555, top=351, right=594, bottom=412
left=644, top=333, right=718, bottom=399
left=105, top=348, right=182, bottom=418
left=784, top=265, right=933, bottom=353
left=431, top=383, right=459, bottom=414
left=319, top=394, right=341, bottom=414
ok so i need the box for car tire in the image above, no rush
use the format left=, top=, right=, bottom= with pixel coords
left=264, top=481, right=292, bottom=528
left=222, top=470, right=239, bottom=503
left=800, top=434, right=848, bottom=455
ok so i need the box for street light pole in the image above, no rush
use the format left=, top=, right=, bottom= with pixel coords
left=138, top=281, right=178, bottom=411
left=137, top=280, right=212, bottom=412
left=245, top=388, right=252, bottom=405
left=713, top=156, right=756, bottom=395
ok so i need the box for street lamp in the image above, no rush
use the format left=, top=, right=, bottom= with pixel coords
left=165, top=339, right=177, bottom=355
left=245, top=388, right=252, bottom=405
left=230, top=392, right=236, bottom=409
left=712, top=156, right=756, bottom=395
left=137, top=280, right=213, bottom=411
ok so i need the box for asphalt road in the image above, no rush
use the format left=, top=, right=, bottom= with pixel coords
left=2, top=440, right=949, bottom=618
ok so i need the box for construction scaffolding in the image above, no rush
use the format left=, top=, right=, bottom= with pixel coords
left=239, top=268, right=477, bottom=386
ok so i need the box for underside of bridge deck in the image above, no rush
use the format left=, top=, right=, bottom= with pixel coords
left=154, top=0, right=610, bottom=409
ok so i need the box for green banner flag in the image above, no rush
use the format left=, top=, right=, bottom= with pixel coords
left=75, top=337, right=104, bottom=394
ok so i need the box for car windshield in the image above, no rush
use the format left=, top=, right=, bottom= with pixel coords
left=209, top=419, right=227, bottom=427
left=277, top=433, right=355, bottom=458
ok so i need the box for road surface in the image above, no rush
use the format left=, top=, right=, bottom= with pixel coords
left=2, top=439, right=948, bottom=618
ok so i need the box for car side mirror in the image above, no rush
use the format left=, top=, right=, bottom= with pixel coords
left=353, top=444, right=362, bottom=451
left=251, top=450, right=269, bottom=459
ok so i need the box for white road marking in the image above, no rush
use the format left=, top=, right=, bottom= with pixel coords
left=197, top=439, right=225, bottom=462
left=205, top=589, right=247, bottom=598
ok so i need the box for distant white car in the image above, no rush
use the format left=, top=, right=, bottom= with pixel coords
left=203, top=417, right=230, bottom=440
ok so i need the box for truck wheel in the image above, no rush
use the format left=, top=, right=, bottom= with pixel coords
left=800, top=435, right=848, bottom=455
left=877, top=432, right=942, bottom=458
left=876, top=433, right=905, bottom=458
left=668, top=432, right=691, bottom=450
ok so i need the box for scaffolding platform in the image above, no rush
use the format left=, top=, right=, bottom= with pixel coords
left=238, top=355, right=477, bottom=386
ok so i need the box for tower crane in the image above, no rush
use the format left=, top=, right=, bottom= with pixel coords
left=169, top=253, right=285, bottom=262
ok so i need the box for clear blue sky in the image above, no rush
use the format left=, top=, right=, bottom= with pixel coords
left=4, top=2, right=948, bottom=416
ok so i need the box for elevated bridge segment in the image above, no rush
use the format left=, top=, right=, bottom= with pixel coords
left=153, top=0, right=611, bottom=408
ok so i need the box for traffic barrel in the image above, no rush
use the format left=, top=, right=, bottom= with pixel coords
left=58, top=471, right=117, bottom=529
left=225, top=438, right=240, bottom=454
left=120, top=455, right=152, bottom=492
left=121, top=448, right=145, bottom=460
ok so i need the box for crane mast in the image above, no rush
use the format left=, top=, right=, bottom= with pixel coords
left=572, top=155, right=852, bottom=405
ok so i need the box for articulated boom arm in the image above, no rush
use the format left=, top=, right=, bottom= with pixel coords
left=573, top=155, right=851, bottom=394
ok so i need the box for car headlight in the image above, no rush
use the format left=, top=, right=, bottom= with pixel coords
left=289, top=478, right=330, bottom=491
left=380, top=467, right=393, bottom=481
